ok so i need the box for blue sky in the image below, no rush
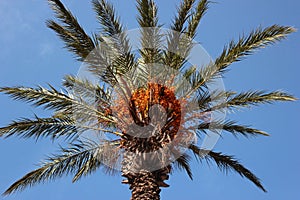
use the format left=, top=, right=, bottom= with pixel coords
left=0, top=0, right=299, bottom=199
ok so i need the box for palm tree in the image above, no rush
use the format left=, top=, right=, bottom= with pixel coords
left=0, top=0, right=296, bottom=199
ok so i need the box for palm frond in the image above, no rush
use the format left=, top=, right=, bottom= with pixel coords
left=216, top=25, right=295, bottom=70
left=173, top=153, right=193, bottom=180
left=195, top=120, right=269, bottom=137
left=72, top=140, right=120, bottom=181
left=186, top=0, right=209, bottom=38
left=0, top=86, right=71, bottom=111
left=163, top=34, right=192, bottom=70
left=137, top=0, right=158, bottom=28
left=183, top=65, right=217, bottom=97
left=171, top=0, right=196, bottom=33
left=93, top=0, right=123, bottom=36
left=210, top=25, right=295, bottom=84
left=0, top=113, right=121, bottom=140
left=163, top=0, right=196, bottom=69
left=47, top=0, right=95, bottom=61
left=0, top=115, right=78, bottom=140
left=182, top=65, right=197, bottom=79
left=92, top=0, right=136, bottom=84
left=196, top=90, right=234, bottom=110
left=185, top=25, right=295, bottom=95
left=0, top=86, right=115, bottom=123
left=63, top=75, right=112, bottom=104
left=3, top=140, right=120, bottom=195
left=163, top=0, right=210, bottom=70
left=204, top=90, right=297, bottom=112
left=137, top=0, right=162, bottom=63
left=92, top=0, right=130, bottom=54
left=189, top=145, right=266, bottom=192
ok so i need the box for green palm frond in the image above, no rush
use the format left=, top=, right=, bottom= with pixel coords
left=93, top=0, right=123, bottom=37
left=216, top=25, right=296, bottom=70
left=164, top=0, right=208, bottom=70
left=164, top=0, right=195, bottom=69
left=46, top=0, right=95, bottom=61
left=186, top=25, right=295, bottom=95
left=214, top=25, right=295, bottom=76
left=63, top=75, right=112, bottom=104
left=0, top=113, right=121, bottom=141
left=163, top=34, right=191, bottom=70
left=171, top=0, right=196, bottom=33
left=137, top=0, right=158, bottom=28
left=137, top=0, right=162, bottom=63
left=186, top=0, right=209, bottom=38
left=0, top=115, right=78, bottom=140
left=0, top=86, right=115, bottom=124
left=3, top=140, right=120, bottom=195
left=169, top=0, right=209, bottom=69
left=189, top=145, right=266, bottom=192
left=195, top=120, right=269, bottom=137
left=203, top=90, right=297, bottom=113
left=183, top=66, right=217, bottom=97
left=196, top=90, right=234, bottom=110
left=92, top=0, right=136, bottom=85
left=173, top=153, right=193, bottom=180
left=92, top=0, right=131, bottom=56
left=72, top=140, right=120, bottom=182
left=0, top=85, right=71, bottom=111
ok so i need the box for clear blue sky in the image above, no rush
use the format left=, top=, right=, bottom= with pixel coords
left=0, top=0, right=299, bottom=199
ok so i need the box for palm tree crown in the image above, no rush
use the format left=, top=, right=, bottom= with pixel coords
left=0, top=0, right=296, bottom=199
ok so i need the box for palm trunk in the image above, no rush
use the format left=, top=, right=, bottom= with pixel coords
left=125, top=170, right=161, bottom=200
left=121, top=149, right=171, bottom=200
